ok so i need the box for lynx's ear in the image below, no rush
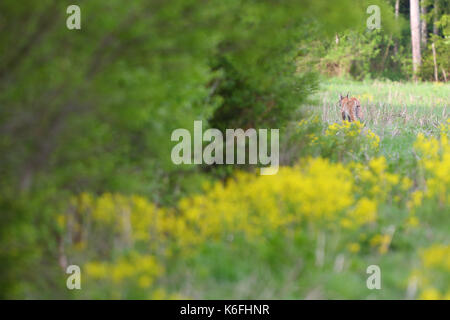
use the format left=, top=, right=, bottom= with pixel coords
left=346, top=92, right=349, bottom=98
left=339, top=93, right=343, bottom=100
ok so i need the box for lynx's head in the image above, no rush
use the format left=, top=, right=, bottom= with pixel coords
left=338, top=92, right=349, bottom=107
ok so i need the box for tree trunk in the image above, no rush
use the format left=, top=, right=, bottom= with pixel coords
left=431, top=42, right=438, bottom=81
left=433, top=0, right=439, bottom=35
left=394, top=0, right=400, bottom=55
left=410, top=0, right=422, bottom=80
left=420, top=0, right=427, bottom=46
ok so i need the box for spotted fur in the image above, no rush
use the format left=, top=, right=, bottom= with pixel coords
left=339, top=93, right=363, bottom=122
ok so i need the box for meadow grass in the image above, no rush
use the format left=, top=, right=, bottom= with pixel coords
left=305, top=79, right=449, bottom=168
left=309, top=78, right=448, bottom=128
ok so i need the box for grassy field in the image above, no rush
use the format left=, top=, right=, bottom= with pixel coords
left=306, top=79, right=449, bottom=168
left=312, top=79, right=448, bottom=130
left=62, top=80, right=449, bottom=300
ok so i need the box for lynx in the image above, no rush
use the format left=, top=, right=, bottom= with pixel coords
left=339, top=93, right=363, bottom=122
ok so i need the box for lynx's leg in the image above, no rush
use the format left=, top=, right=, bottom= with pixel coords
left=342, top=111, right=351, bottom=121
left=349, top=102, right=357, bottom=122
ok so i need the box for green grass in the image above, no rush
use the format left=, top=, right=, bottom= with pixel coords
left=305, top=79, right=449, bottom=167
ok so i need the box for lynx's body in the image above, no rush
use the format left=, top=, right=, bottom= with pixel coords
left=339, top=94, right=363, bottom=122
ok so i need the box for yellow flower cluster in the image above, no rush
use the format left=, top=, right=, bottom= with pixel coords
left=350, top=157, right=407, bottom=203
left=64, top=158, right=389, bottom=291
left=325, top=120, right=364, bottom=136
left=68, top=192, right=163, bottom=244
left=178, top=157, right=362, bottom=241
left=370, top=233, right=392, bottom=255
left=85, top=253, right=163, bottom=287
left=411, top=244, right=450, bottom=300
left=64, top=157, right=387, bottom=298
left=367, top=129, right=380, bottom=149
left=296, top=115, right=323, bottom=147
left=422, top=244, right=450, bottom=269
left=414, top=122, right=450, bottom=205
left=341, top=197, right=377, bottom=230
left=59, top=127, right=448, bottom=299
left=325, top=120, right=380, bottom=152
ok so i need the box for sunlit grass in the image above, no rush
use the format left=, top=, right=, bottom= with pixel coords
left=303, top=79, right=449, bottom=168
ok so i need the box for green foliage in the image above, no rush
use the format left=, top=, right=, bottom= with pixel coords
left=420, top=13, right=450, bottom=81
left=299, top=0, right=449, bottom=81
left=296, top=0, right=404, bottom=80
left=0, top=0, right=448, bottom=299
